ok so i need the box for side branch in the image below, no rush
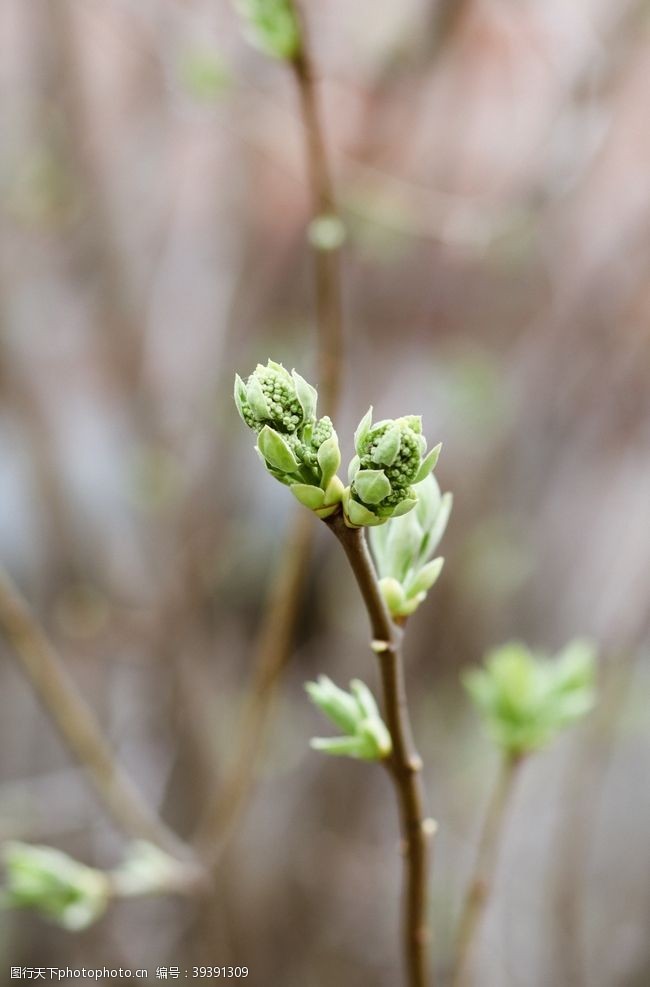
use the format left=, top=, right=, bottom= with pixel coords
left=290, top=29, right=344, bottom=416
left=325, top=513, right=432, bottom=987
left=0, top=567, right=195, bottom=863
left=194, top=7, right=344, bottom=864
left=451, top=753, right=521, bottom=987
left=194, top=512, right=313, bottom=864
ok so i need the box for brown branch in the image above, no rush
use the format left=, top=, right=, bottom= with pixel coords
left=194, top=511, right=313, bottom=863
left=0, top=567, right=198, bottom=866
left=450, top=753, right=522, bottom=987
left=290, top=16, right=345, bottom=417
left=325, top=512, right=432, bottom=987
left=193, top=5, right=345, bottom=861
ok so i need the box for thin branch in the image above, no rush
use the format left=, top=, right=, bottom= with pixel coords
left=290, top=11, right=345, bottom=417
left=193, top=6, right=345, bottom=860
left=325, top=512, right=432, bottom=987
left=451, top=753, right=522, bottom=987
left=0, top=567, right=198, bottom=866
left=194, top=512, right=313, bottom=864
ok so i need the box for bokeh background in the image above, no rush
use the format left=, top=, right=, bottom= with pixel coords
left=1, top=0, right=650, bottom=984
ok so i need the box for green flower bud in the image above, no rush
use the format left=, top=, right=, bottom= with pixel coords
left=235, top=363, right=344, bottom=512
left=370, top=474, right=452, bottom=617
left=236, top=361, right=311, bottom=435
left=463, top=639, right=597, bottom=757
left=234, top=0, right=301, bottom=61
left=345, top=409, right=441, bottom=526
left=305, top=676, right=392, bottom=761
left=1, top=842, right=109, bottom=931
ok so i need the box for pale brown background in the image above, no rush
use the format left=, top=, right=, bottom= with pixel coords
left=1, top=1, right=649, bottom=985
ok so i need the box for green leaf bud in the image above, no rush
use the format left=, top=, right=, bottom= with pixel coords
left=234, top=0, right=301, bottom=61
left=357, top=717, right=393, bottom=759
left=369, top=474, right=451, bottom=617
left=463, top=640, right=597, bottom=757
left=305, top=675, right=361, bottom=734
left=305, top=676, right=392, bottom=761
left=1, top=842, right=109, bottom=931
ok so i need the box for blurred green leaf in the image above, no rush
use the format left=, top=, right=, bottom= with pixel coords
left=463, top=640, right=597, bottom=756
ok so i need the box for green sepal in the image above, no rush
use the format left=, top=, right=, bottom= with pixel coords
left=317, top=434, right=341, bottom=490
left=257, top=426, right=299, bottom=472
left=389, top=496, right=417, bottom=518
left=233, top=374, right=248, bottom=424
left=323, top=474, right=345, bottom=506
left=314, top=503, right=340, bottom=519
left=353, top=469, right=391, bottom=505
left=235, top=0, right=301, bottom=61
left=245, top=374, right=270, bottom=419
left=354, top=407, right=373, bottom=455
left=290, top=483, right=325, bottom=510
left=291, top=369, right=317, bottom=422
left=372, top=423, right=401, bottom=467
left=348, top=454, right=360, bottom=485
left=344, top=496, right=384, bottom=528
left=413, top=443, right=442, bottom=483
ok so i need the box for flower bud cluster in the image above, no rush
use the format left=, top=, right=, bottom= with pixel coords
left=235, top=364, right=445, bottom=530
left=343, top=409, right=441, bottom=527
left=235, top=361, right=343, bottom=517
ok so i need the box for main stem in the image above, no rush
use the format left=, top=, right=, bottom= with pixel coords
left=327, top=514, right=431, bottom=987
left=450, top=753, right=521, bottom=987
